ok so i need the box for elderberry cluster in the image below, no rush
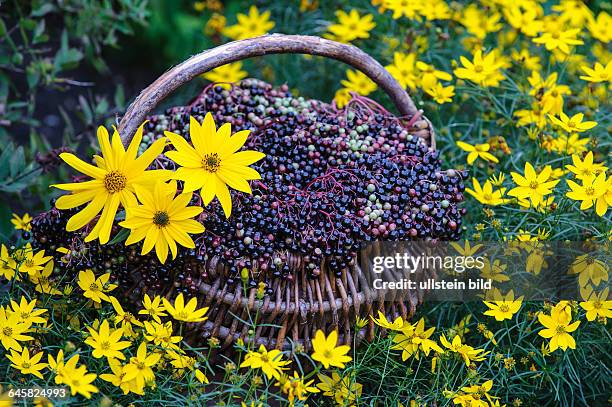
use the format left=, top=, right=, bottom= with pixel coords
left=32, top=79, right=466, bottom=298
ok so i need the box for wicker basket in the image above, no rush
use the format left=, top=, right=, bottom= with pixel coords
left=117, top=34, right=442, bottom=351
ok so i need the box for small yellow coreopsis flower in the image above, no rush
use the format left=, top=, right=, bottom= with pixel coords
left=533, top=28, right=584, bottom=54
left=7, top=296, right=47, bottom=326
left=579, top=61, right=612, bottom=83
left=453, top=49, right=506, bottom=87
left=391, top=318, right=443, bottom=361
left=77, top=269, right=116, bottom=303
left=548, top=111, right=598, bottom=133
left=202, top=62, right=248, bottom=89
left=384, top=0, right=423, bottom=20
left=6, top=347, right=47, bottom=379
left=385, top=52, right=418, bottom=90
left=85, top=319, right=131, bottom=361
left=11, top=213, right=32, bottom=231
left=587, top=11, right=612, bottom=43
left=139, top=293, right=167, bottom=323
left=340, top=69, right=377, bottom=96
left=483, top=289, right=523, bottom=321
left=579, top=287, right=612, bottom=322
left=439, top=334, right=489, bottom=366
left=538, top=303, right=580, bottom=352
left=162, top=293, right=209, bottom=323
left=240, top=344, right=290, bottom=379
left=0, top=306, right=33, bottom=351
left=466, top=178, right=509, bottom=206
left=566, top=172, right=610, bottom=217
left=508, top=162, right=559, bottom=208
left=565, top=151, right=608, bottom=181
left=425, top=83, right=455, bottom=104
left=223, top=6, right=275, bottom=40
left=456, top=141, right=499, bottom=165
left=124, top=342, right=161, bottom=390
left=324, top=9, right=376, bottom=43
left=311, top=329, right=352, bottom=369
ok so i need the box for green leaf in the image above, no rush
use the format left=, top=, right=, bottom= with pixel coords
left=31, top=3, right=56, bottom=17
left=0, top=143, right=14, bottom=179
left=107, top=228, right=130, bottom=245
left=9, top=146, right=25, bottom=177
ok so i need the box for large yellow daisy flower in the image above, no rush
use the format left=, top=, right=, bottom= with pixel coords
left=53, top=123, right=170, bottom=244
left=119, top=181, right=205, bottom=264
left=164, top=113, right=265, bottom=218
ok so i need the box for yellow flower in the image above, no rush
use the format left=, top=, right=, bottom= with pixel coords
left=566, top=172, right=610, bottom=217
left=311, top=329, right=352, bottom=369
left=143, top=321, right=182, bottom=350
left=483, top=289, right=523, bottom=321
left=385, top=52, right=418, bottom=90
left=384, top=0, right=422, bottom=20
left=7, top=297, right=47, bottom=326
left=29, top=260, right=61, bottom=295
left=11, top=213, right=32, bottom=231
left=538, top=303, right=580, bottom=352
left=465, top=178, right=509, bottom=206
left=508, top=162, right=559, bottom=208
left=0, top=306, right=33, bottom=351
left=7, top=347, right=47, bottom=379
left=100, top=359, right=142, bottom=395
left=460, top=4, right=502, bottom=39
left=587, top=11, right=611, bottom=43
left=324, top=9, right=375, bottom=43
left=480, top=259, right=509, bottom=282
left=162, top=293, right=209, bottom=323
left=439, top=334, right=489, bottom=366
left=165, top=113, right=265, bottom=218
left=565, top=151, right=608, bottom=181
left=424, top=83, right=455, bottom=104
left=391, top=318, right=442, bottom=360
left=511, top=49, right=541, bottom=71
left=276, top=371, right=320, bottom=404
left=110, top=296, right=143, bottom=336
left=456, top=141, right=499, bottom=165
left=570, top=254, right=608, bottom=287
left=419, top=0, right=450, bottom=20
left=458, top=380, right=497, bottom=404
left=65, top=365, right=99, bottom=399
left=333, top=87, right=352, bottom=108
left=85, top=319, right=131, bottom=361
left=124, top=342, right=160, bottom=390
left=579, top=61, right=612, bottom=83
left=204, top=12, right=227, bottom=36
left=240, top=344, right=290, bottom=379
left=139, top=293, right=167, bottom=323
left=579, top=287, right=612, bottom=322
left=119, top=181, right=205, bottom=264
left=223, top=6, right=275, bottom=40
left=53, top=122, right=169, bottom=244
left=18, top=248, right=52, bottom=276
left=488, top=172, right=505, bottom=187
left=453, top=49, right=505, bottom=87
left=340, top=69, right=377, bottom=96
left=547, top=111, right=597, bottom=133
left=0, top=244, right=18, bottom=281
left=503, top=6, right=541, bottom=37
left=202, top=62, right=248, bottom=89
left=317, top=371, right=362, bottom=405
left=77, top=269, right=116, bottom=303
left=533, top=28, right=583, bottom=54
left=371, top=311, right=407, bottom=331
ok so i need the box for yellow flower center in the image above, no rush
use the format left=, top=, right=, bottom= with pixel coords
left=104, top=170, right=127, bottom=193
left=555, top=325, right=566, bottom=334
left=89, top=283, right=100, bottom=292
left=551, top=32, right=560, bottom=39
left=484, top=193, right=493, bottom=201
left=584, top=186, right=595, bottom=196
left=100, top=341, right=111, bottom=350
left=260, top=354, right=270, bottom=363
left=474, top=65, right=484, bottom=73
left=20, top=312, right=30, bottom=320
left=153, top=211, right=170, bottom=227
left=499, top=304, right=510, bottom=312
left=176, top=311, right=189, bottom=319
left=2, top=327, right=13, bottom=337
left=22, top=361, right=31, bottom=369
left=201, top=153, right=221, bottom=173
left=529, top=181, right=539, bottom=189
left=567, top=120, right=576, bottom=128
left=136, top=361, right=146, bottom=370
left=25, top=260, right=34, bottom=267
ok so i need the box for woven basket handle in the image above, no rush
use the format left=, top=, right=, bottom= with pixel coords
left=118, top=34, right=420, bottom=145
